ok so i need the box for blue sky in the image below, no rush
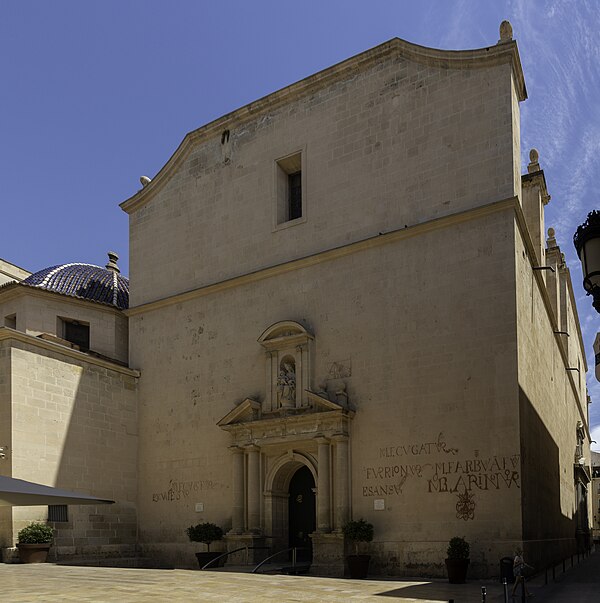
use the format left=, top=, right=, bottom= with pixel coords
left=2, top=1, right=600, bottom=446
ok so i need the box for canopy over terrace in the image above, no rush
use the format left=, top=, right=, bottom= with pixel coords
left=0, top=476, right=114, bottom=507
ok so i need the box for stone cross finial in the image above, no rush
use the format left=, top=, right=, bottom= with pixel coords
left=105, top=251, right=120, bottom=273
left=528, top=148, right=541, bottom=173
left=140, top=175, right=152, bottom=187
left=499, top=20, right=513, bottom=43
left=547, top=227, right=557, bottom=248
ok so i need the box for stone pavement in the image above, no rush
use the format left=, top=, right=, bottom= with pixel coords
left=0, top=554, right=598, bottom=602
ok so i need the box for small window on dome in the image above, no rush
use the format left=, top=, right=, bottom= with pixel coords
left=60, top=318, right=90, bottom=352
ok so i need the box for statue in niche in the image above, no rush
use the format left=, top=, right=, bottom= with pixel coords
left=277, top=360, right=296, bottom=407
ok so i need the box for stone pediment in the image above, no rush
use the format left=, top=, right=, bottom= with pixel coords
left=305, top=390, right=348, bottom=412
left=218, top=391, right=352, bottom=428
left=217, top=398, right=262, bottom=427
left=217, top=391, right=354, bottom=447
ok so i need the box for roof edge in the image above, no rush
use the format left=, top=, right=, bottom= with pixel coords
left=0, top=327, right=139, bottom=377
left=120, top=36, right=526, bottom=215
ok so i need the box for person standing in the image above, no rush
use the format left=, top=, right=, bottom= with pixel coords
left=511, top=547, right=534, bottom=598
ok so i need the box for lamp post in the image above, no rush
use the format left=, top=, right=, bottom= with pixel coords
left=574, top=211, right=600, bottom=382
left=574, top=210, right=600, bottom=314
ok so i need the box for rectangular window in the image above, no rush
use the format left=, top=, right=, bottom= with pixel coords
left=62, top=319, right=90, bottom=352
left=288, top=171, right=302, bottom=221
left=4, top=314, right=16, bottom=329
left=48, top=504, right=68, bottom=522
left=275, top=151, right=304, bottom=226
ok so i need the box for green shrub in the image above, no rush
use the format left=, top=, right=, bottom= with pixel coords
left=17, top=522, right=54, bottom=544
left=185, top=522, right=224, bottom=552
left=447, top=537, right=470, bottom=560
left=342, top=519, right=374, bottom=554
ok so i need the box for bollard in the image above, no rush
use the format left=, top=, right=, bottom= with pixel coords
left=503, top=577, right=508, bottom=603
left=481, top=585, right=486, bottom=602
left=521, top=573, right=526, bottom=603
left=563, top=559, right=565, bottom=573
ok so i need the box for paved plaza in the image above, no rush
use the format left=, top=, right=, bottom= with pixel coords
left=1, top=553, right=599, bottom=603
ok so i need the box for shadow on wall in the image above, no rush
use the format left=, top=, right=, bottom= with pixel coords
left=50, top=357, right=138, bottom=560
left=519, top=387, right=580, bottom=571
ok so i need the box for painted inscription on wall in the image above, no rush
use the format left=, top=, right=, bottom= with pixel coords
left=152, top=479, right=225, bottom=503
left=361, top=432, right=521, bottom=520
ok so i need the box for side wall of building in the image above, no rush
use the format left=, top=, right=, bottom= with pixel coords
left=515, top=220, right=590, bottom=568
left=0, top=341, right=12, bottom=547
left=3, top=334, right=138, bottom=559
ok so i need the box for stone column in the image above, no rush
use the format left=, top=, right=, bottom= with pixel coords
left=246, top=445, right=261, bottom=534
left=332, top=434, right=350, bottom=531
left=316, top=437, right=331, bottom=532
left=295, top=345, right=303, bottom=408
left=229, top=446, right=244, bottom=534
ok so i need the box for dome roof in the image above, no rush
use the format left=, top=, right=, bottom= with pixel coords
left=22, top=253, right=129, bottom=310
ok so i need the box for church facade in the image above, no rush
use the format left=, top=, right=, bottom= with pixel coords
left=0, top=24, right=593, bottom=577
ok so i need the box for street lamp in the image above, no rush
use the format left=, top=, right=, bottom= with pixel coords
left=574, top=210, right=600, bottom=314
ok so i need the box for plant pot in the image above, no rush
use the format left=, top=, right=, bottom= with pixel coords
left=195, top=551, right=223, bottom=569
left=347, top=554, right=371, bottom=579
left=445, top=558, right=469, bottom=583
left=17, top=542, right=51, bottom=564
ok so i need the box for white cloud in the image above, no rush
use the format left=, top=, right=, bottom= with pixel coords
left=591, top=425, right=600, bottom=452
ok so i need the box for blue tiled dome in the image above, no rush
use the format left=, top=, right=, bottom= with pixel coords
left=22, top=254, right=129, bottom=310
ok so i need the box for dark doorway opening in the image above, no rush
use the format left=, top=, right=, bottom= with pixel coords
left=288, top=465, right=315, bottom=561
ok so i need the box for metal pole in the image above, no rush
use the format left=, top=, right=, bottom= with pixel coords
left=292, top=547, right=297, bottom=567
left=521, top=571, right=526, bottom=603
left=503, top=577, right=508, bottom=603
left=481, top=585, right=486, bottom=602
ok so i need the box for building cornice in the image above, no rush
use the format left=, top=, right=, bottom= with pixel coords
left=125, top=196, right=518, bottom=316
left=0, top=327, right=139, bottom=377
left=120, top=37, right=526, bottom=215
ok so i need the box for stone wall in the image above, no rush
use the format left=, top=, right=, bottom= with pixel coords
left=0, top=332, right=138, bottom=559
left=515, top=219, right=590, bottom=569
left=130, top=207, right=522, bottom=574
left=0, top=291, right=128, bottom=363
left=128, top=45, right=520, bottom=307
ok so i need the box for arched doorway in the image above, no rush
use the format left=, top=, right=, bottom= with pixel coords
left=288, top=465, right=316, bottom=561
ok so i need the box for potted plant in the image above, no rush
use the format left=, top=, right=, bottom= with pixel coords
left=186, top=522, right=224, bottom=568
left=343, top=518, right=374, bottom=579
left=16, top=522, right=54, bottom=563
left=445, top=536, right=470, bottom=583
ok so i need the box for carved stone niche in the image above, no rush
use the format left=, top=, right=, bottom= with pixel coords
left=257, top=321, right=314, bottom=413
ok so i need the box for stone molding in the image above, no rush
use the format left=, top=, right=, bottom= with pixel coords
left=0, top=327, right=139, bottom=377
left=125, top=196, right=518, bottom=316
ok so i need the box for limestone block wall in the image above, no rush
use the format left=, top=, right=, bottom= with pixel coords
left=0, top=259, right=30, bottom=287
left=515, top=221, right=590, bottom=568
left=128, top=48, right=520, bottom=307
left=0, top=291, right=128, bottom=364
left=1, top=333, right=138, bottom=556
left=0, top=341, right=12, bottom=547
left=131, top=207, right=521, bottom=574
